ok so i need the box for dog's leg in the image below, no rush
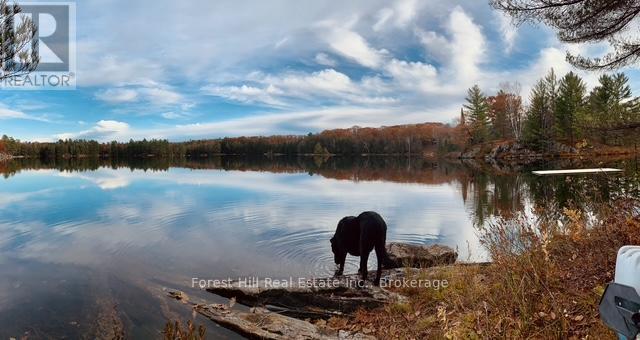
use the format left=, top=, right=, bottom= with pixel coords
left=359, top=251, right=369, bottom=284
left=335, top=253, right=346, bottom=276
left=374, top=242, right=386, bottom=286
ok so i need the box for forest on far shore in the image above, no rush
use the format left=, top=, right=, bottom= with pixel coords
left=0, top=123, right=456, bottom=159
left=1, top=69, right=640, bottom=160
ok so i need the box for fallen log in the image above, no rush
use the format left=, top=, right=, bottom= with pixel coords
left=167, top=290, right=374, bottom=340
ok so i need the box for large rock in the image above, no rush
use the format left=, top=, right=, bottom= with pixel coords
left=386, top=243, right=457, bottom=268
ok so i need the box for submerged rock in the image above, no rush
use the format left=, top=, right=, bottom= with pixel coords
left=386, top=243, right=457, bottom=268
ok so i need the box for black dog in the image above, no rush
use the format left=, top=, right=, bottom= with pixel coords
left=330, top=211, right=394, bottom=286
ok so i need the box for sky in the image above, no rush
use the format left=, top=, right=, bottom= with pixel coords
left=1, top=0, right=639, bottom=142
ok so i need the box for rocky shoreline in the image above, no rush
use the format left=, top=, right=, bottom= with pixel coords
left=0, top=153, right=12, bottom=162
left=452, top=140, right=638, bottom=164
left=167, top=243, right=459, bottom=339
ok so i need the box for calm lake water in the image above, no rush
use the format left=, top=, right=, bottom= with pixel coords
left=0, top=156, right=638, bottom=338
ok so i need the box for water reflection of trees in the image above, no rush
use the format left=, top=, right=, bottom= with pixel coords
left=460, top=159, right=640, bottom=229
left=2, top=156, right=639, bottom=227
left=1, top=156, right=467, bottom=185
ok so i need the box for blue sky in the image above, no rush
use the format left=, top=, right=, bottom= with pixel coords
left=2, top=0, right=639, bottom=142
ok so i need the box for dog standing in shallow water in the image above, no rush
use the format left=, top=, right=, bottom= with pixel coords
left=330, top=211, right=395, bottom=286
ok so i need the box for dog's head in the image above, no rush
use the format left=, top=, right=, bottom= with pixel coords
left=330, top=236, right=342, bottom=264
left=330, top=216, right=353, bottom=264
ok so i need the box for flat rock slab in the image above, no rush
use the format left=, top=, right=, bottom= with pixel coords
left=386, top=243, right=457, bottom=268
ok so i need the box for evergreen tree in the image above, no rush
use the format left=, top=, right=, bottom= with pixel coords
left=464, top=85, right=491, bottom=143
left=589, top=73, right=640, bottom=143
left=555, top=71, right=587, bottom=144
left=524, top=69, right=559, bottom=149
left=491, top=0, right=640, bottom=70
left=0, top=1, right=39, bottom=80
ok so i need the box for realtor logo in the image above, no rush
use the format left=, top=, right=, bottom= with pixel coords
left=2, top=2, right=76, bottom=90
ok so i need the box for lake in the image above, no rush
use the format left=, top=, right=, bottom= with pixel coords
left=0, top=156, right=638, bottom=338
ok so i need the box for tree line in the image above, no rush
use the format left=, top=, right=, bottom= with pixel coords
left=0, top=123, right=458, bottom=159
left=461, top=69, right=640, bottom=150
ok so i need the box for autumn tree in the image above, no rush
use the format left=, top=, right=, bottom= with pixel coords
left=487, top=90, right=511, bottom=139
left=498, top=82, right=524, bottom=141
left=555, top=71, right=587, bottom=144
left=491, top=0, right=640, bottom=70
left=464, top=85, right=491, bottom=143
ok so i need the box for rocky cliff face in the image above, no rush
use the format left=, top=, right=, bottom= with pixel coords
left=0, top=153, right=12, bottom=161
left=460, top=141, right=577, bottom=163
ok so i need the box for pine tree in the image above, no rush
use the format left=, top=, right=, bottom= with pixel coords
left=491, top=0, right=640, bottom=70
left=590, top=74, right=622, bottom=128
left=0, top=2, right=39, bottom=80
left=588, top=73, right=639, bottom=143
left=524, top=69, right=558, bottom=149
left=464, top=85, right=491, bottom=144
left=555, top=71, right=587, bottom=144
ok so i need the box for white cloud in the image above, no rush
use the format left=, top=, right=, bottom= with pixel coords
left=56, top=120, right=130, bottom=141
left=141, top=87, right=183, bottom=105
left=0, top=107, right=31, bottom=120
left=0, top=106, right=47, bottom=122
left=394, top=0, right=420, bottom=27
left=417, top=30, right=450, bottom=61
left=314, top=53, right=337, bottom=67
left=448, top=7, right=487, bottom=84
left=373, top=8, right=394, bottom=32
left=418, top=6, right=486, bottom=86
left=95, top=84, right=186, bottom=113
left=77, top=42, right=165, bottom=87
left=204, top=69, right=396, bottom=107
left=385, top=59, right=439, bottom=92
left=496, top=12, right=517, bottom=53
left=373, top=0, right=421, bottom=31
left=322, top=26, right=387, bottom=68
left=95, top=88, right=139, bottom=104
left=202, top=84, right=286, bottom=106
left=161, top=111, right=191, bottom=120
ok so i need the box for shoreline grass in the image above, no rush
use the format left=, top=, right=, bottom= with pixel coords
left=338, top=199, right=639, bottom=339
